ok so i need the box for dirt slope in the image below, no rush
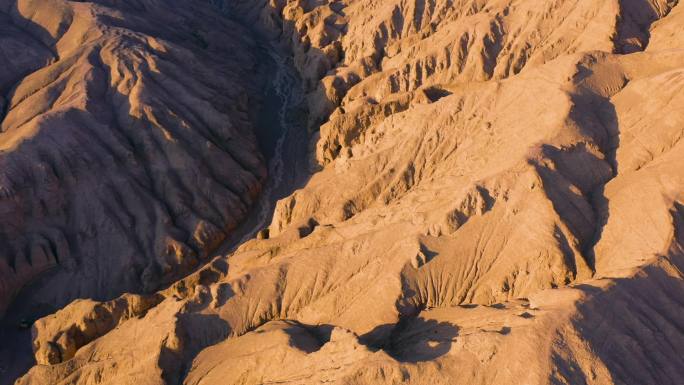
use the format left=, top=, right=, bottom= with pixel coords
left=0, top=0, right=268, bottom=319
left=4, top=0, right=684, bottom=384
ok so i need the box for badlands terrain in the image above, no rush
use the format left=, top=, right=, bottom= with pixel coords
left=0, top=0, right=683, bottom=384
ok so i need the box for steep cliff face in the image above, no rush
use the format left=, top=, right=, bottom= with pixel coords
left=0, top=0, right=268, bottom=318
left=5, top=0, right=684, bottom=384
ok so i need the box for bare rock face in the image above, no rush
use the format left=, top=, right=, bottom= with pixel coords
left=0, top=0, right=267, bottom=317
left=7, top=0, right=684, bottom=384
left=32, top=293, right=163, bottom=365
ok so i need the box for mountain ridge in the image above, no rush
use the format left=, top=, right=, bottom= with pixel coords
left=1, top=0, right=683, bottom=384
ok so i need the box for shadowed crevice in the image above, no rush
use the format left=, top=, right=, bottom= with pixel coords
left=614, top=0, right=679, bottom=53
left=361, top=316, right=459, bottom=363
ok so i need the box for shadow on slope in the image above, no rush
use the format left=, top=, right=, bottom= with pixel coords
left=363, top=316, right=459, bottom=363
left=558, top=205, right=684, bottom=384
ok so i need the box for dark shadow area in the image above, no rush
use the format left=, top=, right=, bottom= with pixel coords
left=558, top=250, right=684, bottom=385
left=297, top=217, right=320, bottom=238
left=253, top=73, right=284, bottom=159
left=283, top=321, right=334, bottom=353
left=417, top=241, right=439, bottom=265
left=518, top=311, right=534, bottom=319
left=164, top=313, right=232, bottom=385
left=362, top=316, right=459, bottom=363
left=387, top=318, right=459, bottom=363
left=533, top=79, right=620, bottom=275
left=532, top=158, right=597, bottom=276
left=614, top=0, right=676, bottom=53
left=584, top=182, right=609, bottom=272
left=0, top=4, right=63, bottom=384
left=557, top=208, right=684, bottom=384
left=0, top=3, right=314, bottom=385
left=210, top=2, right=320, bottom=254
left=0, top=296, right=57, bottom=384
left=551, top=349, right=590, bottom=385
left=573, top=92, right=620, bottom=273
left=422, top=86, right=453, bottom=103
left=0, top=0, right=331, bottom=383
left=0, top=13, right=53, bottom=124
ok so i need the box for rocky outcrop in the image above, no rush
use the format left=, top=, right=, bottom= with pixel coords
left=230, top=0, right=678, bottom=165
left=32, top=293, right=163, bottom=365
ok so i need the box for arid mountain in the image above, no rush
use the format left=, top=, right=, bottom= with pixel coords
left=1, top=0, right=683, bottom=384
left=0, top=0, right=269, bottom=318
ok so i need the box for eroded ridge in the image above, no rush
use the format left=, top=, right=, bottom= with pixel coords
left=0, top=0, right=269, bottom=319
left=5, top=0, right=684, bottom=384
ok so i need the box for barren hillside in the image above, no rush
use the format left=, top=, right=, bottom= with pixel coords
left=1, top=0, right=683, bottom=384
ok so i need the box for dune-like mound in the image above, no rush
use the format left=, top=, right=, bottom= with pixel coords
left=2, top=0, right=684, bottom=384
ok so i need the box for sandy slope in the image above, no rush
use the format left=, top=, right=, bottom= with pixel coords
left=4, top=0, right=684, bottom=384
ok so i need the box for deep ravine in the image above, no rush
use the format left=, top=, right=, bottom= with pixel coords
left=0, top=7, right=310, bottom=384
